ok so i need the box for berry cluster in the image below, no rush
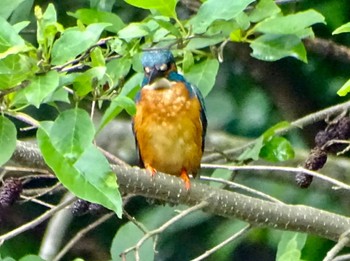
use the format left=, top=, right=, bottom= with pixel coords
left=72, top=198, right=106, bottom=216
left=0, top=178, right=23, bottom=207
left=296, top=116, right=350, bottom=188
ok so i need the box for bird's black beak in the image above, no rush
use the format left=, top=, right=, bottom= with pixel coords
left=148, top=67, right=165, bottom=84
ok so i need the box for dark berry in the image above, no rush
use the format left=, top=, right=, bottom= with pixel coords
left=295, top=172, right=313, bottom=188
left=72, top=199, right=90, bottom=216
left=0, top=178, right=23, bottom=207
left=335, top=117, right=350, bottom=140
left=88, top=203, right=106, bottom=215
left=304, top=147, right=328, bottom=170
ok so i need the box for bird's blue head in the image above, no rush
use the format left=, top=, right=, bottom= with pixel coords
left=141, top=50, right=177, bottom=86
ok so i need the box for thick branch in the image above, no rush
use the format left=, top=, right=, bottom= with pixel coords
left=9, top=141, right=350, bottom=245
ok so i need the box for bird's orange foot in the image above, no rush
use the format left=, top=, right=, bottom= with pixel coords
left=180, top=168, right=191, bottom=190
left=145, top=164, right=157, bottom=177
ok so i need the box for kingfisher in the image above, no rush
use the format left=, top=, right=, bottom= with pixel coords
left=132, top=50, right=207, bottom=190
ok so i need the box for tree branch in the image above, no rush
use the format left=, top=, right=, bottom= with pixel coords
left=9, top=141, right=350, bottom=246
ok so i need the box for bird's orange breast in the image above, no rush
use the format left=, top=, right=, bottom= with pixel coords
left=133, top=82, right=203, bottom=177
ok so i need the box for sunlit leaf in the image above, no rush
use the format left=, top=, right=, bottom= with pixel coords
left=185, top=58, right=219, bottom=97
left=50, top=108, right=95, bottom=159
left=260, top=136, right=295, bottom=162
left=238, top=136, right=264, bottom=161
left=98, top=95, right=136, bottom=131
left=333, top=22, right=350, bottom=35
left=124, top=0, right=178, bottom=18
left=105, top=57, right=132, bottom=88
left=19, top=255, right=45, bottom=261
left=0, top=16, right=25, bottom=54
left=0, top=116, right=17, bottom=166
left=37, top=110, right=122, bottom=216
left=249, top=0, right=281, bottom=23
left=69, top=9, right=125, bottom=33
left=22, top=70, right=60, bottom=108
left=118, top=23, right=150, bottom=39
left=253, top=10, right=325, bottom=35
left=276, top=232, right=307, bottom=261
left=51, top=23, right=110, bottom=65
left=337, top=78, right=350, bottom=96
left=73, top=66, right=106, bottom=97
left=188, top=0, right=255, bottom=34
left=0, top=0, right=26, bottom=19
left=251, top=34, right=307, bottom=62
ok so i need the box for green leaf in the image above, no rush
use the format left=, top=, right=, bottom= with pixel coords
left=0, top=16, right=26, bottom=54
left=188, top=0, right=255, bottom=34
left=124, top=0, right=178, bottom=18
left=13, top=21, right=31, bottom=33
left=337, top=78, right=350, bottom=96
left=250, top=34, right=307, bottom=62
left=120, top=72, right=143, bottom=96
left=73, top=66, right=106, bottom=97
left=98, top=95, right=136, bottom=131
left=69, top=9, right=125, bottom=33
left=0, top=0, right=26, bottom=19
left=0, top=54, right=34, bottom=89
left=105, top=57, right=132, bottom=88
left=260, top=136, right=295, bottom=162
left=22, top=70, right=60, bottom=108
left=50, top=108, right=95, bottom=159
left=0, top=116, right=17, bottom=166
left=37, top=111, right=122, bottom=216
left=90, top=0, right=115, bottom=12
left=51, top=23, right=110, bottom=65
left=253, top=10, right=325, bottom=35
left=262, top=121, right=290, bottom=140
left=249, top=0, right=281, bottom=23
left=210, top=169, right=232, bottom=188
left=19, top=255, right=45, bottom=261
left=185, top=58, right=219, bottom=97
left=333, top=22, right=350, bottom=35
left=118, top=23, right=150, bottom=40
left=276, top=232, right=307, bottom=261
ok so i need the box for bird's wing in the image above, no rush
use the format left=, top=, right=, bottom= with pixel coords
left=191, top=85, right=207, bottom=152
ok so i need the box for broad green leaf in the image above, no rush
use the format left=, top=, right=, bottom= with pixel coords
left=9, top=0, right=34, bottom=24
left=43, top=87, right=70, bottom=104
left=124, top=0, right=177, bottom=18
left=276, top=232, right=307, bottom=261
left=333, top=22, right=350, bottom=35
left=0, top=0, right=26, bottom=19
left=50, top=108, right=95, bottom=159
left=182, top=50, right=194, bottom=73
left=0, top=116, right=17, bottom=166
left=0, top=16, right=25, bottom=54
left=154, top=17, right=181, bottom=38
left=260, top=136, right=295, bottom=162
left=249, top=0, right=281, bottom=23
left=13, top=21, right=31, bottom=33
left=250, top=34, right=307, bottom=62
left=118, top=23, right=150, bottom=40
left=188, top=0, right=255, bottom=34
left=262, top=121, right=290, bottom=140
left=19, top=255, right=45, bottom=261
left=51, top=23, right=110, bottom=65
left=185, top=58, right=219, bottom=97
left=105, top=57, right=132, bottom=88
left=337, top=78, right=350, bottom=96
left=73, top=66, right=106, bottom=97
left=22, top=70, right=59, bottom=108
left=69, top=9, right=125, bottom=33
left=253, top=10, right=325, bottom=35
left=98, top=95, right=136, bottom=131
left=37, top=122, right=122, bottom=216
left=90, top=47, right=105, bottom=67
left=120, top=72, right=143, bottom=96
left=0, top=54, right=34, bottom=89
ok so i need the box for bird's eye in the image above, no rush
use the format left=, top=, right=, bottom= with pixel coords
left=159, top=63, right=168, bottom=72
left=144, top=67, right=151, bottom=74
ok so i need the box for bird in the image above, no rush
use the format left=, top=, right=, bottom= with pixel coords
left=132, top=49, right=207, bottom=190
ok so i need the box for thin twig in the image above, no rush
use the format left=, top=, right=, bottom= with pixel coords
left=52, top=212, right=114, bottom=261
left=20, top=195, right=56, bottom=209
left=333, top=253, right=350, bottom=261
left=120, top=201, right=209, bottom=261
left=98, top=147, right=130, bottom=167
left=323, top=229, right=350, bottom=261
left=0, top=197, right=75, bottom=245
left=123, top=210, right=149, bottom=234
left=199, top=176, right=284, bottom=204
left=201, top=164, right=350, bottom=191
left=191, top=225, right=251, bottom=261
left=0, top=80, right=31, bottom=98
left=203, top=100, right=350, bottom=163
